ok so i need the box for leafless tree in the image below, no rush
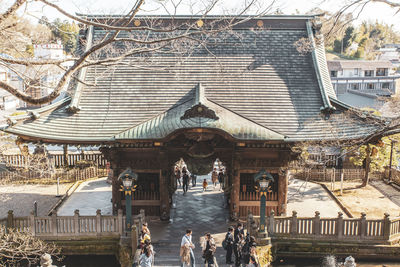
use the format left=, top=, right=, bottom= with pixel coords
left=0, top=0, right=276, bottom=105
left=0, top=225, right=61, bottom=266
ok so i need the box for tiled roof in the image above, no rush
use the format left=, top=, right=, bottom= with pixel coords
left=4, top=16, right=383, bottom=144
left=328, top=60, right=394, bottom=71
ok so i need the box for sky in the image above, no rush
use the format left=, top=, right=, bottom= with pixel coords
left=4, top=0, right=400, bottom=30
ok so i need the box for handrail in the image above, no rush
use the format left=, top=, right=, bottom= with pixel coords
left=247, top=210, right=398, bottom=244
left=2, top=209, right=145, bottom=239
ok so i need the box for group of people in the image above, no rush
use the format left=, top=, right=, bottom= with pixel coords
left=224, top=223, right=259, bottom=267
left=175, top=166, right=197, bottom=195
left=179, top=223, right=259, bottom=267
left=138, top=222, right=155, bottom=267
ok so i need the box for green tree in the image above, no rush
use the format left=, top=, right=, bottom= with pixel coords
left=51, top=19, right=79, bottom=54
left=333, top=39, right=342, bottom=53
left=343, top=26, right=356, bottom=52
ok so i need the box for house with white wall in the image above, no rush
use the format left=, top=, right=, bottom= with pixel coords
left=328, top=60, right=400, bottom=96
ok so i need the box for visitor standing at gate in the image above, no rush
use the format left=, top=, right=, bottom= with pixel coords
left=182, top=168, right=189, bottom=195
left=175, top=166, right=182, bottom=188
left=224, top=226, right=234, bottom=264
left=218, top=169, right=224, bottom=191
left=191, top=173, right=197, bottom=187
left=180, top=229, right=195, bottom=267
left=233, top=223, right=244, bottom=266
left=211, top=168, right=218, bottom=190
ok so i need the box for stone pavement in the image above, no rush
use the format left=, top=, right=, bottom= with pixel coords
left=287, top=179, right=346, bottom=217
left=150, top=174, right=232, bottom=266
left=57, top=177, right=112, bottom=216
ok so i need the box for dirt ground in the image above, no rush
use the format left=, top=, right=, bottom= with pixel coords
left=322, top=181, right=400, bottom=218
left=0, top=183, right=73, bottom=218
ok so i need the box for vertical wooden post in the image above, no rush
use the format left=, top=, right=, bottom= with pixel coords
left=118, top=209, right=124, bottom=236
left=278, top=170, right=289, bottom=216
left=74, top=209, right=80, bottom=234
left=363, top=144, right=371, bottom=187
left=360, top=212, right=367, bottom=239
left=6, top=210, right=14, bottom=229
left=290, top=211, right=298, bottom=237
left=313, top=211, right=321, bottom=236
left=231, top=152, right=240, bottom=219
left=337, top=212, right=344, bottom=238
left=383, top=213, right=391, bottom=240
left=29, top=212, right=35, bottom=235
left=268, top=210, right=275, bottom=235
left=63, top=144, right=68, bottom=167
left=51, top=212, right=57, bottom=236
left=96, top=209, right=102, bottom=235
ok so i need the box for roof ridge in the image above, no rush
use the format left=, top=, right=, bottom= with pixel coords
left=306, top=20, right=335, bottom=111
left=68, top=25, right=94, bottom=113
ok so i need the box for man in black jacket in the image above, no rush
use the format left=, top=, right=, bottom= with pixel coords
left=225, top=226, right=234, bottom=264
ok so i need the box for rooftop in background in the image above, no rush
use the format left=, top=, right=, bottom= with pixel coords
left=328, top=60, right=394, bottom=71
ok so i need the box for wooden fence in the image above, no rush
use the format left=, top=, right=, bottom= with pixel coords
left=0, top=209, right=145, bottom=240
left=0, top=166, right=107, bottom=182
left=247, top=210, right=400, bottom=244
left=3, top=151, right=107, bottom=168
left=292, top=168, right=385, bottom=182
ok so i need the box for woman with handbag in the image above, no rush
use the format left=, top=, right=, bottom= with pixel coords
left=202, top=233, right=218, bottom=267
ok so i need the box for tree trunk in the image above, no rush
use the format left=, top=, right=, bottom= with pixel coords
left=362, top=144, right=371, bottom=187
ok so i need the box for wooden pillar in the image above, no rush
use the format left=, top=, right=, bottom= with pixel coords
left=63, top=144, right=68, bottom=167
left=231, top=152, right=240, bottom=219
left=278, top=169, right=289, bottom=216
left=159, top=150, right=170, bottom=220
left=107, top=149, right=121, bottom=215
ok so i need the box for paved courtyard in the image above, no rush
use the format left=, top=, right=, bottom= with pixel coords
left=57, top=177, right=112, bottom=216
left=287, top=179, right=345, bottom=217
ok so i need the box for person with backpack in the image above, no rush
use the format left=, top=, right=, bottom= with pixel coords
left=224, top=226, right=234, bottom=264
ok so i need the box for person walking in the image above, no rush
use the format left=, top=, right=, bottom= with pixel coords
left=139, top=246, right=153, bottom=267
left=182, top=170, right=189, bottom=195
left=202, top=233, right=218, bottom=267
left=225, top=227, right=234, bottom=264
left=202, top=179, right=208, bottom=192
left=180, top=229, right=195, bottom=267
left=191, top=173, right=197, bottom=187
left=218, top=170, right=224, bottom=190
left=211, top=168, right=218, bottom=190
left=247, top=255, right=258, bottom=267
left=175, top=166, right=182, bottom=188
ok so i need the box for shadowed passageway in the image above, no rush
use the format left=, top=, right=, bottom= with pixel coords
left=150, top=173, right=231, bottom=266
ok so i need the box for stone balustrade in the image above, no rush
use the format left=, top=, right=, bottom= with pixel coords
left=0, top=209, right=145, bottom=240
left=247, top=210, right=400, bottom=244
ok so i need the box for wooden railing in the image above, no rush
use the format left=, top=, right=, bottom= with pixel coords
left=0, top=166, right=107, bottom=182
left=240, top=191, right=278, bottom=201
left=247, top=210, right=399, bottom=244
left=292, top=168, right=385, bottom=182
left=3, top=151, right=107, bottom=168
left=132, top=191, right=160, bottom=201
left=2, top=209, right=145, bottom=239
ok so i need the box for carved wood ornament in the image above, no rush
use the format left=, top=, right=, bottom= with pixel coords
left=180, top=103, right=219, bottom=121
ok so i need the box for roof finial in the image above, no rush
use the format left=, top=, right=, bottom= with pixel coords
left=195, top=83, right=206, bottom=105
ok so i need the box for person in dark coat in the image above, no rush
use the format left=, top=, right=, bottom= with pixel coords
left=182, top=168, right=189, bottom=195
left=233, top=223, right=244, bottom=266
left=225, top=226, right=234, bottom=264
left=191, top=173, right=196, bottom=187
